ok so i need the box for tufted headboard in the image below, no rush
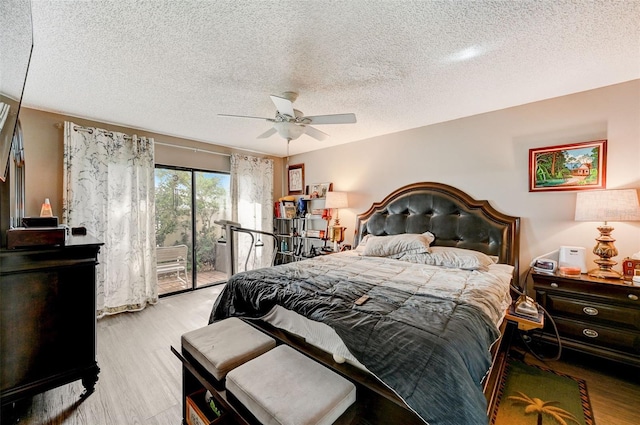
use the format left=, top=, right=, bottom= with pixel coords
left=354, top=182, right=520, bottom=278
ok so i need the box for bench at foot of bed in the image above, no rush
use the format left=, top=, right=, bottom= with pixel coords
left=174, top=318, right=362, bottom=425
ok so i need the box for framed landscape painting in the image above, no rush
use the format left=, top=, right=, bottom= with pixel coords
left=529, top=140, right=607, bottom=192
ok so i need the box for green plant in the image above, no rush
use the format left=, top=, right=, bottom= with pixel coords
left=208, top=396, right=222, bottom=417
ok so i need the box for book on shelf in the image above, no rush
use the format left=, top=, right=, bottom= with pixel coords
left=306, top=229, right=326, bottom=239
left=274, top=201, right=281, bottom=218
left=275, top=200, right=296, bottom=219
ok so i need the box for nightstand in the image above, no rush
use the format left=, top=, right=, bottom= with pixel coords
left=531, top=271, right=640, bottom=367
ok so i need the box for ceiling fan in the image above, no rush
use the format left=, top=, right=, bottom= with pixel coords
left=218, top=91, right=356, bottom=142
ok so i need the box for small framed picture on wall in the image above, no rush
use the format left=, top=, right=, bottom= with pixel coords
left=288, top=163, right=304, bottom=195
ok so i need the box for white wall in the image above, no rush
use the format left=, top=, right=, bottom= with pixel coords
left=289, top=80, right=640, bottom=279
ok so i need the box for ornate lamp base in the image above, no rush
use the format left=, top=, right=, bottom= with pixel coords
left=588, top=224, right=622, bottom=280
left=330, top=219, right=345, bottom=252
left=588, top=266, right=622, bottom=279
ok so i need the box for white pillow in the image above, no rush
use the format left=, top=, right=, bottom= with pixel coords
left=354, top=234, right=371, bottom=254
left=397, top=246, right=497, bottom=271
left=362, top=232, right=435, bottom=258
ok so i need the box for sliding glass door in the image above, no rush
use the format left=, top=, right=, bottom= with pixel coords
left=155, top=166, right=230, bottom=296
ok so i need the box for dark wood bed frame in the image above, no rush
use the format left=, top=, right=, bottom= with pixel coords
left=354, top=181, right=520, bottom=415
left=177, top=182, right=521, bottom=424
left=354, top=182, right=520, bottom=281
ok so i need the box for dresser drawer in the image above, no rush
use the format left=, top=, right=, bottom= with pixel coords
left=554, top=317, right=640, bottom=356
left=533, top=274, right=640, bottom=306
left=543, top=293, right=640, bottom=331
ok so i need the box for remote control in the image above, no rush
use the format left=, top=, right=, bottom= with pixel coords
left=354, top=295, right=370, bottom=306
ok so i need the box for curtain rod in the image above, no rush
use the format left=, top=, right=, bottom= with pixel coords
left=154, top=141, right=231, bottom=157
left=55, top=123, right=231, bottom=157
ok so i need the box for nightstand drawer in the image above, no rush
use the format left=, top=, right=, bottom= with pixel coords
left=554, top=317, right=640, bottom=356
left=533, top=274, right=640, bottom=306
left=543, top=294, right=640, bottom=331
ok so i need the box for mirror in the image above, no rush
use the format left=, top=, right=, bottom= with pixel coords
left=12, top=120, right=26, bottom=225
left=1, top=0, right=33, bottom=247
left=0, top=0, right=33, bottom=182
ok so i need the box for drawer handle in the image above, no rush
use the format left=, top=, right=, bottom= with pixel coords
left=582, top=329, right=599, bottom=338
left=550, top=282, right=559, bottom=288
left=629, top=294, right=639, bottom=301
left=582, top=306, right=599, bottom=316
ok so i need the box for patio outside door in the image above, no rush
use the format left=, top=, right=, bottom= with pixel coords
left=154, top=166, right=230, bottom=296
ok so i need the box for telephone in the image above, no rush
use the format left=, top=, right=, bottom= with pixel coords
left=513, top=294, right=540, bottom=319
left=530, top=250, right=558, bottom=274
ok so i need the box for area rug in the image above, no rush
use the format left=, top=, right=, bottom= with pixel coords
left=490, top=357, right=594, bottom=425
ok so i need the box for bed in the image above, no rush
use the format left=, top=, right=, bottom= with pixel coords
left=209, top=182, right=520, bottom=425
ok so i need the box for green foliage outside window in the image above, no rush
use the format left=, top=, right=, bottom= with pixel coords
left=155, top=168, right=228, bottom=272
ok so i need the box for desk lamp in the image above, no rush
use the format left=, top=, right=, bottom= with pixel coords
left=575, top=189, right=640, bottom=279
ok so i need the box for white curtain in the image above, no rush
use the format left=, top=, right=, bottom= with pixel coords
left=230, top=153, right=274, bottom=272
left=63, top=122, right=157, bottom=317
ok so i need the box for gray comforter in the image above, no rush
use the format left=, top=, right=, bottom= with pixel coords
left=209, top=252, right=511, bottom=425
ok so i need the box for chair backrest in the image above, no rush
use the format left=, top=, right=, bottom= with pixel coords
left=156, top=245, right=188, bottom=264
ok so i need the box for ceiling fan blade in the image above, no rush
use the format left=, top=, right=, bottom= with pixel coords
left=257, top=127, right=277, bottom=139
left=269, top=95, right=296, bottom=117
left=304, top=113, right=357, bottom=125
left=218, top=113, right=274, bottom=121
left=304, top=126, right=329, bottom=141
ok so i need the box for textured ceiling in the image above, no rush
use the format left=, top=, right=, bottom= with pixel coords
left=21, top=0, right=640, bottom=157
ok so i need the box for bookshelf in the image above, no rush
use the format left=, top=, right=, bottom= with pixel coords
left=274, top=198, right=330, bottom=264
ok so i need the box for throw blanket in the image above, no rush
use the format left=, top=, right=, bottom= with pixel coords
left=210, top=252, right=512, bottom=425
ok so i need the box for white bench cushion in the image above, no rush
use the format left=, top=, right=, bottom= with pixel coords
left=226, top=345, right=356, bottom=425
left=181, top=318, right=276, bottom=381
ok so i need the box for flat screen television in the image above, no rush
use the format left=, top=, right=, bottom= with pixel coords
left=0, top=0, right=33, bottom=182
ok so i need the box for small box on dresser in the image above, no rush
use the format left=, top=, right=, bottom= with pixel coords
left=531, top=271, right=640, bottom=368
left=622, top=257, right=640, bottom=282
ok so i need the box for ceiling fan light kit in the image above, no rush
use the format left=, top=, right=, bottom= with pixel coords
left=274, top=121, right=307, bottom=141
left=219, top=92, right=356, bottom=142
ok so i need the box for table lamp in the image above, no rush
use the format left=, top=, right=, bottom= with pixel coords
left=575, top=189, right=640, bottom=279
left=324, top=191, right=348, bottom=251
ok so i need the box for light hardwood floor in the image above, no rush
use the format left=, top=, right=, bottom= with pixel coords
left=6, top=286, right=640, bottom=425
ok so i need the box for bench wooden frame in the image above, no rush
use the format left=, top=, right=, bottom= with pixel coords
left=156, top=244, right=188, bottom=283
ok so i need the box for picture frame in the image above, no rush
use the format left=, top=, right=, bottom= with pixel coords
left=287, top=163, right=304, bottom=195
left=529, top=140, right=607, bottom=192
left=306, top=182, right=333, bottom=199
left=283, top=205, right=296, bottom=219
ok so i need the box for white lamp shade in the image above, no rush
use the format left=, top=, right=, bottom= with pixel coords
left=575, top=189, right=640, bottom=222
left=325, top=191, right=349, bottom=209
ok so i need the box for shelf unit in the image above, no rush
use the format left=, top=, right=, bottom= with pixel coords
left=274, top=198, right=331, bottom=264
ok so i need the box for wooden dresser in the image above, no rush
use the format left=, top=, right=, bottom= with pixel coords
left=531, top=271, right=640, bottom=367
left=0, top=235, right=103, bottom=408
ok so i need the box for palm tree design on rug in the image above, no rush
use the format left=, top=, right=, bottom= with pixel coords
left=508, top=391, right=581, bottom=425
